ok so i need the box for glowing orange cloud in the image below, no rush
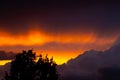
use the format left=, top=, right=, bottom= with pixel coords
left=0, top=29, right=118, bottom=65
left=0, top=30, right=117, bottom=46
left=0, top=30, right=50, bottom=46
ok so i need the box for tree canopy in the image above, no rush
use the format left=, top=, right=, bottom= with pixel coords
left=4, top=50, right=59, bottom=80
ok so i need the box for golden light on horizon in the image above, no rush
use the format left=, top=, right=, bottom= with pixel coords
left=0, top=50, right=84, bottom=66
left=36, top=51, right=84, bottom=65
left=0, top=60, right=11, bottom=66
left=0, top=30, right=118, bottom=65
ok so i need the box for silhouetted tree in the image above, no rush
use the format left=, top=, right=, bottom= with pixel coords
left=4, top=50, right=59, bottom=80
left=34, top=55, right=58, bottom=80
left=9, top=50, right=36, bottom=80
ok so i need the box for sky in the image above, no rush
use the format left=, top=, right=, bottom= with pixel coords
left=0, top=1, right=120, bottom=64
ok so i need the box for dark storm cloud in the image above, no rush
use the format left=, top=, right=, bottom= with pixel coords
left=0, top=51, right=15, bottom=60
left=0, top=1, right=120, bottom=37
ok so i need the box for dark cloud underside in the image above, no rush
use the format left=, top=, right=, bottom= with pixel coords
left=0, top=1, right=120, bottom=64
left=0, top=1, right=119, bottom=37
left=0, top=51, right=15, bottom=60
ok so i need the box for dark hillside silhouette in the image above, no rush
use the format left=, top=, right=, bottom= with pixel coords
left=98, top=67, right=120, bottom=80
left=57, top=40, right=120, bottom=80
left=4, top=50, right=59, bottom=80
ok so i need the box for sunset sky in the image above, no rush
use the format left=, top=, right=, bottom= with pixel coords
left=0, top=1, right=120, bottom=64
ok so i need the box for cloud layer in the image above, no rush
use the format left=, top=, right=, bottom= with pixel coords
left=58, top=39, right=120, bottom=80
left=0, top=1, right=120, bottom=37
left=0, top=1, right=120, bottom=64
left=0, top=51, right=15, bottom=60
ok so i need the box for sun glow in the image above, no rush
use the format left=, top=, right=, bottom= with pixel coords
left=0, top=30, right=116, bottom=46
left=0, top=30, right=118, bottom=65
left=0, top=60, right=11, bottom=66
left=0, top=30, right=51, bottom=46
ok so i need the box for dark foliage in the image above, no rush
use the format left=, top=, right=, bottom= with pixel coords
left=4, top=50, right=59, bottom=80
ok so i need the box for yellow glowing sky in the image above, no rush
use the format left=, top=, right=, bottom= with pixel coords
left=0, top=30, right=118, bottom=65
left=0, top=1, right=120, bottom=66
left=0, top=60, right=11, bottom=66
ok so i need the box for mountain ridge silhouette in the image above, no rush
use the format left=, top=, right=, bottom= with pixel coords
left=58, top=39, right=120, bottom=80
left=1, top=39, right=120, bottom=80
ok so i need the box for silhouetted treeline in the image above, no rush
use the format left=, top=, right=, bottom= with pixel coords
left=4, top=50, right=59, bottom=80
left=4, top=50, right=120, bottom=80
